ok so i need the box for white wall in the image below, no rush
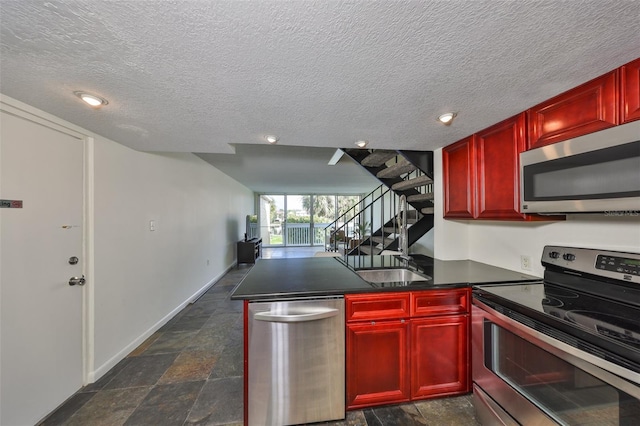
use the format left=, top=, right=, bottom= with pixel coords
left=432, top=148, right=640, bottom=276
left=0, top=94, right=254, bottom=390
left=466, top=215, right=640, bottom=277
left=414, top=148, right=468, bottom=259
left=91, top=138, right=254, bottom=378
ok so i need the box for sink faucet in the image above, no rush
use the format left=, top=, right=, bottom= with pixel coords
left=398, top=194, right=411, bottom=261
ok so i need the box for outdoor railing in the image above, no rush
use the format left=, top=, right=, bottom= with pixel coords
left=250, top=222, right=331, bottom=246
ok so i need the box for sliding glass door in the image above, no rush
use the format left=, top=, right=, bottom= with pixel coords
left=285, top=195, right=311, bottom=246
left=260, top=194, right=360, bottom=247
left=311, top=195, right=336, bottom=246
left=259, top=195, right=284, bottom=246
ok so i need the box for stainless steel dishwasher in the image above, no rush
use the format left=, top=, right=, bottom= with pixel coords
left=248, top=296, right=345, bottom=426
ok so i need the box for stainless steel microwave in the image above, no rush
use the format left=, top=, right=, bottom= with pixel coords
left=520, top=121, right=640, bottom=214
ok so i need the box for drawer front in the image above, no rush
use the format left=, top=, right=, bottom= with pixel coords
left=411, top=288, right=469, bottom=317
left=346, top=293, right=411, bottom=322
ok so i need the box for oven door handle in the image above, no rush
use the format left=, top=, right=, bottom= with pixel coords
left=473, top=299, right=640, bottom=399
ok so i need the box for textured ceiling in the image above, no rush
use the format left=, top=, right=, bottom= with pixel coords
left=196, top=145, right=377, bottom=194
left=1, top=1, right=639, bottom=192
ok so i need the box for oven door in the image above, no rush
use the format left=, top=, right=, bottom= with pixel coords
left=472, top=301, right=640, bottom=425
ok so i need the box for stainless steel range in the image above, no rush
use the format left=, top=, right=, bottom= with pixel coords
left=472, top=245, right=640, bottom=425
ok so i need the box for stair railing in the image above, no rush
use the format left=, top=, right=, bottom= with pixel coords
left=324, top=184, right=390, bottom=252
left=324, top=189, right=420, bottom=258
left=324, top=160, right=432, bottom=257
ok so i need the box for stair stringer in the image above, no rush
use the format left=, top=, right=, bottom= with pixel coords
left=342, top=148, right=435, bottom=255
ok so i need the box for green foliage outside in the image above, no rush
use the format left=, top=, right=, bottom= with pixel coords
left=285, top=215, right=335, bottom=223
left=302, top=195, right=334, bottom=221
left=270, top=235, right=283, bottom=244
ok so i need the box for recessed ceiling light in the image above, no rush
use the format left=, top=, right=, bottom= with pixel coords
left=265, top=135, right=279, bottom=144
left=355, top=140, right=368, bottom=148
left=437, top=112, right=457, bottom=125
left=74, top=91, right=108, bottom=107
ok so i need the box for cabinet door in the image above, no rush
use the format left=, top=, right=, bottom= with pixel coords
left=346, top=320, right=410, bottom=408
left=476, top=113, right=527, bottom=220
left=410, top=315, right=469, bottom=399
left=528, top=70, right=619, bottom=149
left=621, top=58, right=640, bottom=123
left=442, top=135, right=476, bottom=218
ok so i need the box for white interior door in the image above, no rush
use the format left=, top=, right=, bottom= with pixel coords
left=1, top=110, right=85, bottom=425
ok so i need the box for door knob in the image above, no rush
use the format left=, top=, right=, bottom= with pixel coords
left=68, top=275, right=86, bottom=286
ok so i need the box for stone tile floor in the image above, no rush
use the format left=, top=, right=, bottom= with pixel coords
left=39, top=254, right=480, bottom=426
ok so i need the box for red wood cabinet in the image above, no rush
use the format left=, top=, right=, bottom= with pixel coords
left=528, top=70, right=619, bottom=149
left=443, top=114, right=553, bottom=221
left=621, top=58, right=640, bottom=123
left=346, top=320, right=410, bottom=408
left=345, top=289, right=470, bottom=409
left=442, top=59, right=637, bottom=222
left=346, top=292, right=410, bottom=322
left=411, top=288, right=468, bottom=317
left=442, top=136, right=476, bottom=219
left=476, top=113, right=528, bottom=220
left=410, top=315, right=468, bottom=399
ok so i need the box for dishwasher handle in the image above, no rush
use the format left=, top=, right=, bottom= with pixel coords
left=254, top=308, right=339, bottom=323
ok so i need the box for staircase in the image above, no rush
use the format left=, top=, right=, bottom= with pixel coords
left=325, top=149, right=434, bottom=256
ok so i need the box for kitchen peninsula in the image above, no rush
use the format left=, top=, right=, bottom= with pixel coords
left=231, top=255, right=539, bottom=425
left=231, top=254, right=539, bottom=299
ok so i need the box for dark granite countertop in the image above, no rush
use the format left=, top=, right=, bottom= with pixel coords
left=230, top=254, right=541, bottom=300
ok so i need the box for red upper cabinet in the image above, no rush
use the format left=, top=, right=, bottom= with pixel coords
left=528, top=70, right=619, bottom=149
left=443, top=114, right=551, bottom=221
left=621, top=58, right=640, bottom=123
left=476, top=113, right=527, bottom=220
left=442, top=135, right=476, bottom=219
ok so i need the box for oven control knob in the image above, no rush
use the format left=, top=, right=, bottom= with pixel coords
left=562, top=253, right=576, bottom=261
left=549, top=251, right=560, bottom=259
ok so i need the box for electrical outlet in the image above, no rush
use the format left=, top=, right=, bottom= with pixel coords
left=521, top=255, right=532, bottom=271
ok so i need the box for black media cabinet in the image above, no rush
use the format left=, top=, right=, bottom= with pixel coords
left=237, top=238, right=262, bottom=265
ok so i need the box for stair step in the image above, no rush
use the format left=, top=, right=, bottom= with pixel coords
left=361, top=150, right=398, bottom=167
left=391, top=175, right=433, bottom=191
left=407, top=193, right=434, bottom=202
left=383, top=226, right=398, bottom=233
left=376, top=160, right=417, bottom=178
left=370, top=236, right=395, bottom=246
left=421, top=207, right=435, bottom=214
left=358, top=245, right=382, bottom=255
left=396, top=215, right=419, bottom=226
left=397, top=209, right=419, bottom=219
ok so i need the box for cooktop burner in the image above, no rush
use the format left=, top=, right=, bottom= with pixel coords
left=543, top=286, right=579, bottom=298
left=541, top=295, right=563, bottom=308
left=565, top=310, right=640, bottom=349
left=475, top=281, right=640, bottom=356
left=474, top=246, right=640, bottom=368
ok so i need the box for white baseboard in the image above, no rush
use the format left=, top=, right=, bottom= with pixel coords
left=88, top=262, right=236, bottom=383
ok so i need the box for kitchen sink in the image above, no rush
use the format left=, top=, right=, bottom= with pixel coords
left=356, top=268, right=430, bottom=283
